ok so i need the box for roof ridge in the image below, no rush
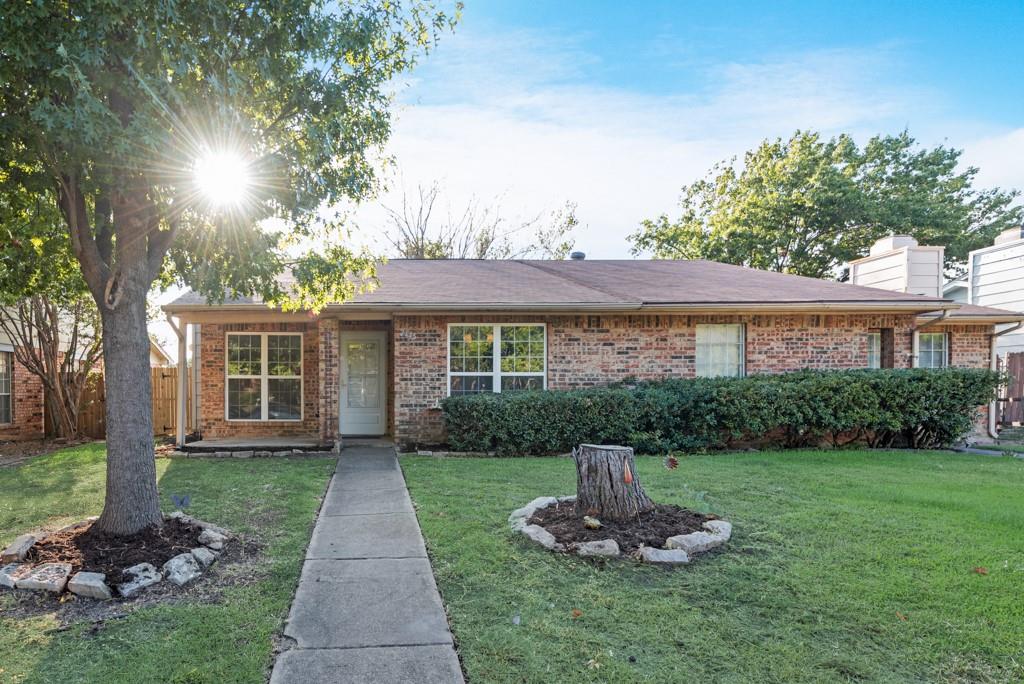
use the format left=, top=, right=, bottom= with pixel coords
left=516, top=260, right=637, bottom=303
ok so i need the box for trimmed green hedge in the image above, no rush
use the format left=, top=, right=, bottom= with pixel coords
left=441, top=368, right=1001, bottom=456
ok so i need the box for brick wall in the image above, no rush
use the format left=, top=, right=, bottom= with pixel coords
left=938, top=324, right=992, bottom=369
left=0, top=350, right=45, bottom=441
left=198, top=322, right=320, bottom=439
left=389, top=313, right=998, bottom=447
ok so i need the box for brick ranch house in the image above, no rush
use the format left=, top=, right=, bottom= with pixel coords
left=162, top=257, right=1024, bottom=451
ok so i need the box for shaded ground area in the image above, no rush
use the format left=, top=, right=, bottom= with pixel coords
left=403, top=450, right=1024, bottom=684
left=529, top=501, right=713, bottom=553
left=0, top=442, right=335, bottom=684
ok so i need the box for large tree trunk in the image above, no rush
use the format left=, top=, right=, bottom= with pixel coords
left=573, top=444, right=655, bottom=521
left=94, top=288, right=162, bottom=535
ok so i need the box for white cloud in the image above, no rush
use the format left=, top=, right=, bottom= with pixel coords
left=348, top=29, right=979, bottom=259
left=962, top=128, right=1024, bottom=192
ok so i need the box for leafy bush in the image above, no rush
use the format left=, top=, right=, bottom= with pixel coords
left=441, top=368, right=1001, bottom=456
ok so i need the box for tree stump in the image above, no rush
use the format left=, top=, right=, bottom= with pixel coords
left=572, top=444, right=655, bottom=521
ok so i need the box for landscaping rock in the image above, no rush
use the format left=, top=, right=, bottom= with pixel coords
left=233, top=450, right=254, bottom=459
left=68, top=571, right=112, bottom=599
left=582, top=515, right=602, bottom=530
left=168, top=511, right=230, bottom=537
left=703, top=520, right=732, bottom=540
left=557, top=495, right=577, bottom=503
left=118, top=563, right=162, bottom=598
left=162, top=553, right=202, bottom=586
left=199, top=529, right=227, bottom=550
left=1, top=534, right=35, bottom=563
left=0, top=562, right=31, bottom=588
left=575, top=539, right=620, bottom=557
left=639, top=547, right=690, bottom=565
left=190, top=546, right=218, bottom=568
left=665, top=531, right=721, bottom=554
left=520, top=524, right=563, bottom=551
left=508, top=496, right=559, bottom=531
left=213, top=451, right=231, bottom=458
left=255, top=450, right=272, bottom=458
left=16, top=562, right=72, bottom=592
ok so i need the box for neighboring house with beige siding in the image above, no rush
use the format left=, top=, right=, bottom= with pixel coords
left=967, top=227, right=1024, bottom=356
left=164, top=257, right=1024, bottom=450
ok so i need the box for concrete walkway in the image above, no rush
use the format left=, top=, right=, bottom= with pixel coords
left=270, top=446, right=464, bottom=684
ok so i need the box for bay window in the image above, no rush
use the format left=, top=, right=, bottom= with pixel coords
left=448, top=324, right=546, bottom=395
left=696, top=324, right=745, bottom=377
left=226, top=333, right=303, bottom=420
left=0, top=350, right=11, bottom=424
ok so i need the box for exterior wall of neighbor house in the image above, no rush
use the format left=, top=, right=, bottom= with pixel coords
left=0, top=349, right=45, bottom=441
left=390, top=312, right=927, bottom=447
left=197, top=321, right=320, bottom=439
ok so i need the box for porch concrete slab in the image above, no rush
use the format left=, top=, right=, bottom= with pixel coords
left=307, top=512, right=426, bottom=559
left=329, top=467, right=407, bottom=491
left=184, top=436, right=324, bottom=451
left=321, top=487, right=414, bottom=516
left=284, top=558, right=453, bottom=649
left=270, top=645, right=464, bottom=684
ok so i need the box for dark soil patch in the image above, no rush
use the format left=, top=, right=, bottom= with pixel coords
left=28, top=518, right=202, bottom=584
left=528, top=502, right=716, bottom=554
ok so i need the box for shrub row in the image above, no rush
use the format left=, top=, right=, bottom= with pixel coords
left=441, top=368, right=1001, bottom=456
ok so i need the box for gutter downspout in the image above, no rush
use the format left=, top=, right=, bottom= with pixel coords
left=166, top=314, right=188, bottom=448
left=911, top=309, right=952, bottom=367
left=989, top=321, right=1024, bottom=439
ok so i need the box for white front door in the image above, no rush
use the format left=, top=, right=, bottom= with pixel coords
left=339, top=331, right=387, bottom=436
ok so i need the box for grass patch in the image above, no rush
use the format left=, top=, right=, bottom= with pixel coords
left=402, top=450, right=1024, bottom=683
left=0, top=444, right=334, bottom=684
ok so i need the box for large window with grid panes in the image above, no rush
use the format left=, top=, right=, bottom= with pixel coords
left=225, top=333, right=303, bottom=420
left=447, top=324, right=546, bottom=395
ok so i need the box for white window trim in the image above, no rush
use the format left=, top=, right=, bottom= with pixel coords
left=446, top=323, right=547, bottom=396
left=0, top=350, right=12, bottom=426
left=695, top=323, right=746, bottom=378
left=225, top=332, right=304, bottom=422
left=917, top=331, right=949, bottom=369
left=866, top=331, right=882, bottom=369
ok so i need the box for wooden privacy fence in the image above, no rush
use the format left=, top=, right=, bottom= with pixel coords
left=76, top=367, right=191, bottom=439
left=998, top=352, right=1024, bottom=426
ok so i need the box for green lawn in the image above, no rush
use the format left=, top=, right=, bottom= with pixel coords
left=0, top=444, right=335, bottom=684
left=402, top=450, right=1024, bottom=684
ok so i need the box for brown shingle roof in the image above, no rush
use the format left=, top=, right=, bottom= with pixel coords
left=163, top=259, right=1022, bottom=316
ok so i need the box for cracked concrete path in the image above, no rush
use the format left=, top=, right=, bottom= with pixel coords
left=270, top=446, right=463, bottom=684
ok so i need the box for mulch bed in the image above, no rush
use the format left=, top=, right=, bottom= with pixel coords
left=28, top=518, right=203, bottom=584
left=529, top=502, right=716, bottom=554
left=0, top=438, right=95, bottom=467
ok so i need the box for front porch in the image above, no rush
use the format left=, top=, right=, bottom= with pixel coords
left=182, top=435, right=332, bottom=454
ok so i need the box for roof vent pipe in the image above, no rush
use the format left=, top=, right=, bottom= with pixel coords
left=569, top=251, right=586, bottom=261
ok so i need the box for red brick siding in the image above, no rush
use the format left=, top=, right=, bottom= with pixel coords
left=198, top=322, right=319, bottom=439
left=0, top=350, right=45, bottom=441
left=939, top=325, right=991, bottom=369
left=389, top=313, right=983, bottom=447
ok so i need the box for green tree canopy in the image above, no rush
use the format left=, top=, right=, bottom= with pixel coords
left=630, top=130, right=1022, bottom=279
left=0, top=0, right=457, bottom=534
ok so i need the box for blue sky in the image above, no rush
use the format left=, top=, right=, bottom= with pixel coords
left=343, top=0, right=1024, bottom=260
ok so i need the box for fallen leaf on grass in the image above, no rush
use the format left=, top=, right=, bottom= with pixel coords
left=973, top=566, right=989, bottom=575
left=896, top=611, right=908, bottom=621
left=571, top=609, right=583, bottom=619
